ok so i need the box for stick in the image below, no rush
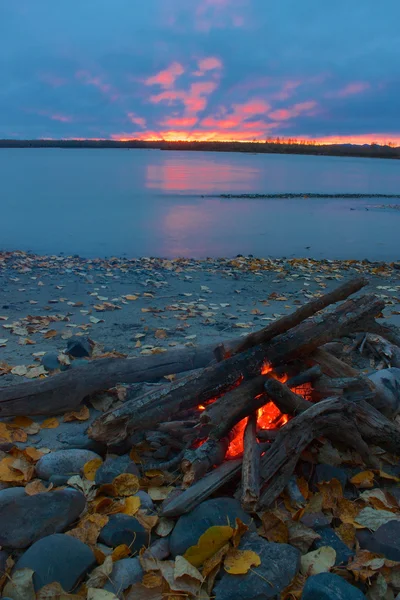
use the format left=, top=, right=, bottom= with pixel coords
left=310, top=348, right=359, bottom=377
left=241, top=413, right=260, bottom=512
left=286, top=365, right=322, bottom=388
left=214, top=277, right=368, bottom=360
left=181, top=437, right=230, bottom=487
left=264, top=378, right=312, bottom=415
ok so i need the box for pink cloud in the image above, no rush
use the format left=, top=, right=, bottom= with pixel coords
left=161, top=117, right=199, bottom=127
left=145, top=62, right=184, bottom=89
left=201, top=98, right=270, bottom=129
left=76, top=70, right=119, bottom=102
left=150, top=80, right=218, bottom=117
left=326, top=81, right=370, bottom=98
left=269, top=100, right=317, bottom=121
left=197, top=57, right=223, bottom=72
left=128, top=112, right=146, bottom=128
left=50, top=113, right=72, bottom=123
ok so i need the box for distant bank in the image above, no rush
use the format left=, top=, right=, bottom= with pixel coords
left=0, top=139, right=399, bottom=160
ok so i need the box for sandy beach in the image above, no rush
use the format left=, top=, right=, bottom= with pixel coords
left=1, top=251, right=400, bottom=384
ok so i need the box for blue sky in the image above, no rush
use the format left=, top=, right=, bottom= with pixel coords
left=1, top=0, right=399, bottom=143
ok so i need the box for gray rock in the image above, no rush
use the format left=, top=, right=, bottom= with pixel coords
left=315, top=464, right=348, bottom=489
left=15, top=533, right=95, bottom=592
left=313, top=527, right=354, bottom=565
left=356, top=520, right=400, bottom=561
left=0, top=489, right=85, bottom=548
left=137, top=490, right=155, bottom=512
left=302, top=572, right=366, bottom=599
left=300, top=512, right=332, bottom=529
left=99, top=514, right=149, bottom=550
left=41, top=352, right=61, bottom=371
left=104, top=558, right=143, bottom=596
left=49, top=474, right=71, bottom=486
left=104, top=538, right=170, bottom=596
left=67, top=336, right=92, bottom=357
left=170, top=498, right=252, bottom=557
left=56, top=431, right=104, bottom=453
left=214, top=532, right=300, bottom=600
left=0, top=487, right=26, bottom=502
left=95, top=454, right=139, bottom=485
left=36, top=449, right=101, bottom=480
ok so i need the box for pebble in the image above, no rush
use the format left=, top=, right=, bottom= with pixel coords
left=214, top=532, right=300, bottom=600
left=170, top=497, right=252, bottom=556
left=356, top=520, right=400, bottom=561
left=99, top=514, right=149, bottom=550
left=313, top=527, right=354, bottom=565
left=41, top=352, right=61, bottom=371
left=95, top=454, right=140, bottom=485
left=15, top=533, right=95, bottom=592
left=67, top=336, right=92, bottom=357
left=0, top=488, right=85, bottom=548
left=35, top=448, right=102, bottom=480
left=315, top=464, right=348, bottom=490
left=302, top=572, right=366, bottom=599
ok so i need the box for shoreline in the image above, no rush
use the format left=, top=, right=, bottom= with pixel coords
left=1, top=250, right=399, bottom=385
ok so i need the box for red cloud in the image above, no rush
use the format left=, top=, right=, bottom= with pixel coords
left=150, top=81, right=217, bottom=117
left=145, top=62, right=184, bottom=89
left=201, top=98, right=270, bottom=129
left=269, top=100, right=317, bottom=121
left=326, top=82, right=370, bottom=98
left=161, top=117, right=199, bottom=127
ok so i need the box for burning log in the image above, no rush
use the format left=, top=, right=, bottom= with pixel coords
left=286, top=365, right=322, bottom=388
left=181, top=437, right=231, bottom=487
left=241, top=413, right=260, bottom=512
left=214, top=276, right=368, bottom=360
left=263, top=378, right=311, bottom=415
left=258, top=395, right=400, bottom=508
left=89, top=293, right=385, bottom=444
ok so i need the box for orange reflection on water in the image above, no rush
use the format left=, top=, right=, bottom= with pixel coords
left=146, top=158, right=258, bottom=193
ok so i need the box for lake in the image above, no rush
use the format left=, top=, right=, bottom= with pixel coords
left=1, top=148, right=399, bottom=260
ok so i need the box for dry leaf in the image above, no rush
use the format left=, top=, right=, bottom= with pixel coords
left=67, top=475, right=96, bottom=500
left=300, top=546, right=336, bottom=575
left=36, top=581, right=77, bottom=599
left=317, top=479, right=343, bottom=510
left=260, top=510, right=289, bottom=543
left=23, top=446, right=44, bottom=462
left=355, top=507, right=400, bottom=531
left=25, top=479, right=52, bottom=495
left=202, top=542, right=230, bottom=578
left=183, top=525, right=234, bottom=568
left=64, top=405, right=90, bottom=422
left=86, top=555, right=113, bottom=588
left=286, top=520, right=321, bottom=553
left=41, top=417, right=59, bottom=429
left=87, top=589, right=119, bottom=600
left=67, top=514, right=109, bottom=546
left=174, top=555, right=203, bottom=586
left=44, top=329, right=58, bottom=339
left=125, top=295, right=138, bottom=301
left=11, top=365, right=28, bottom=376
left=113, top=473, right=140, bottom=496
left=83, top=458, right=103, bottom=481
left=112, top=544, right=131, bottom=561
left=0, top=422, right=12, bottom=443
left=360, top=488, right=398, bottom=512
left=135, top=510, right=159, bottom=532
left=336, top=523, right=356, bottom=549
left=0, top=456, right=25, bottom=482
left=147, top=486, right=174, bottom=501
left=224, top=549, right=261, bottom=574
left=379, top=470, right=400, bottom=482
left=3, top=568, right=35, bottom=600
left=350, top=470, right=375, bottom=488
left=122, top=495, right=141, bottom=516
left=155, top=517, right=175, bottom=537
left=347, top=549, right=386, bottom=582
left=26, top=365, right=47, bottom=378
left=154, top=329, right=167, bottom=339
left=142, top=572, right=163, bottom=588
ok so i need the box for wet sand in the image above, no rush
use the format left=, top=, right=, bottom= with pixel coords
left=1, top=252, right=400, bottom=383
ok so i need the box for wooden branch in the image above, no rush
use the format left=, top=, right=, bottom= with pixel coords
left=200, top=376, right=268, bottom=436
left=258, top=396, right=400, bottom=508
left=264, top=378, right=312, bottom=415
left=89, top=293, right=384, bottom=444
left=286, top=365, right=322, bottom=388
left=214, top=276, right=368, bottom=360
left=161, top=459, right=242, bottom=517
left=241, top=413, right=260, bottom=512
left=310, top=348, right=359, bottom=377
left=181, top=437, right=230, bottom=487
left=0, top=345, right=217, bottom=417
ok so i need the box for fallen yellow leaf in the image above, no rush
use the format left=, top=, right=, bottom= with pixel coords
left=64, top=405, right=90, bottom=422
left=113, top=473, right=140, bottom=496
left=224, top=549, right=261, bottom=574
left=123, top=495, right=141, bottom=516
left=184, top=526, right=234, bottom=568
left=41, top=417, right=59, bottom=429
left=83, top=458, right=103, bottom=481
left=125, top=295, right=138, bottom=301
left=350, top=471, right=375, bottom=488
left=112, top=544, right=131, bottom=561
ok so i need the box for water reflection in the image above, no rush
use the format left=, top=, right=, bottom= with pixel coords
left=146, top=157, right=259, bottom=193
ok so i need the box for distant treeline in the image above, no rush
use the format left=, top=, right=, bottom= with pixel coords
left=0, top=139, right=399, bottom=159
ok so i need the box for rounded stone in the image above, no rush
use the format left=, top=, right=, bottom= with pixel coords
left=99, top=514, right=149, bottom=550
left=137, top=491, right=155, bottom=512
left=103, top=557, right=143, bottom=595
left=0, top=487, right=26, bottom=502
left=41, top=352, right=61, bottom=371
left=214, top=532, right=300, bottom=600
left=67, top=336, right=92, bottom=358
left=95, top=454, right=139, bottom=485
left=0, top=488, right=86, bottom=549
left=15, top=533, right=95, bottom=592
left=170, top=497, right=252, bottom=557
left=35, top=449, right=101, bottom=480
left=302, top=572, right=366, bottom=599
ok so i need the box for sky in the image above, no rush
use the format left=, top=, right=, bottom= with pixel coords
left=1, top=0, right=399, bottom=144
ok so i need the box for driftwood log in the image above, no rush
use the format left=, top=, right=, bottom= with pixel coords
left=258, top=395, right=400, bottom=508
left=241, top=413, right=260, bottom=511
left=89, top=293, right=385, bottom=443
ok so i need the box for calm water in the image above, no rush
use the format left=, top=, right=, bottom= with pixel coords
left=1, top=148, right=399, bottom=259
